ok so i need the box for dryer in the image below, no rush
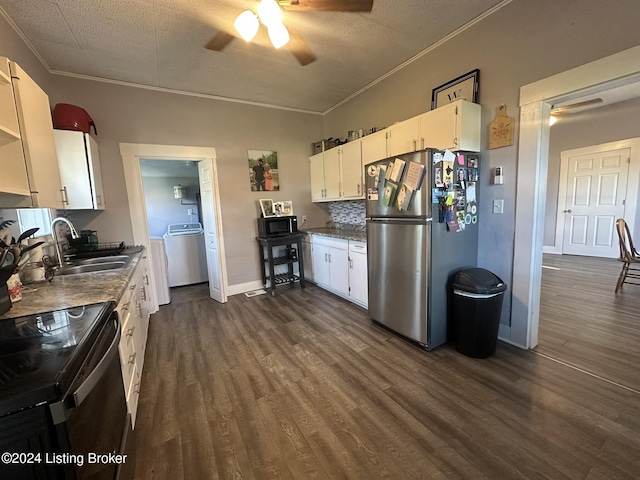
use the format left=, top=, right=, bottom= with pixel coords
left=163, top=223, right=208, bottom=287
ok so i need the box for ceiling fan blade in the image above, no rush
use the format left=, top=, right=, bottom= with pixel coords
left=551, top=98, right=603, bottom=114
left=286, top=29, right=317, bottom=66
left=205, top=31, right=236, bottom=52
left=278, top=0, right=373, bottom=12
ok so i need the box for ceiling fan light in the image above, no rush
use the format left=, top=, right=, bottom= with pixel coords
left=268, top=21, right=290, bottom=49
left=257, top=0, right=282, bottom=26
left=234, top=10, right=259, bottom=42
left=549, top=115, right=558, bottom=126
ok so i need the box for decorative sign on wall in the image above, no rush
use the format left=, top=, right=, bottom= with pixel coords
left=249, top=150, right=280, bottom=192
left=488, top=104, right=515, bottom=149
left=431, top=69, right=479, bottom=109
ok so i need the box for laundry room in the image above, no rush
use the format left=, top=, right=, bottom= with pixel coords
left=140, top=159, right=208, bottom=305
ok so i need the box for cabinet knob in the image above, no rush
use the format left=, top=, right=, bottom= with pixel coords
left=357, top=184, right=361, bottom=195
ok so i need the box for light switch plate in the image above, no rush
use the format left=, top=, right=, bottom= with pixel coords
left=493, top=199, right=504, bottom=214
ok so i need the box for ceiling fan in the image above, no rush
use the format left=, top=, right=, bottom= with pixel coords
left=205, top=0, right=374, bottom=66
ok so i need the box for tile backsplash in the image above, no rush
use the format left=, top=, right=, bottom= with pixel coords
left=327, top=201, right=366, bottom=226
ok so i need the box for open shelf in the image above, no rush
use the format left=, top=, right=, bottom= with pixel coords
left=266, top=274, right=300, bottom=285
left=0, top=123, right=21, bottom=146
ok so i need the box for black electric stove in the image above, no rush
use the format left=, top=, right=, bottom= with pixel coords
left=0, top=302, right=114, bottom=417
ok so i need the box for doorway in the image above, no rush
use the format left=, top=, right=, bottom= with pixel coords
left=510, top=45, right=640, bottom=349
left=120, top=144, right=228, bottom=313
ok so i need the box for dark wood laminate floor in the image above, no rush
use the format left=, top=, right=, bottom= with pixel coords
left=538, top=254, right=640, bottom=393
left=133, top=282, right=640, bottom=479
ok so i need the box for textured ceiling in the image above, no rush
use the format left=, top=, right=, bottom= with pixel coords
left=0, top=0, right=508, bottom=113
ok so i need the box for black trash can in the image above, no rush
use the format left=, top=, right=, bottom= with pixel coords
left=452, top=268, right=507, bottom=358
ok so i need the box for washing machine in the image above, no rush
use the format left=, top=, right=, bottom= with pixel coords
left=163, top=223, right=208, bottom=287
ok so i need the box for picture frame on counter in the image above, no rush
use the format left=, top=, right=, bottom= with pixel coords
left=259, top=199, right=275, bottom=218
left=431, top=69, right=479, bottom=109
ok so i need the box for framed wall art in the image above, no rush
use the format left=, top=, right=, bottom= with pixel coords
left=248, top=150, right=280, bottom=192
left=431, top=69, right=479, bottom=109
left=259, top=199, right=275, bottom=218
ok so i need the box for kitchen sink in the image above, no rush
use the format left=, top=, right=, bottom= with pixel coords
left=57, top=255, right=131, bottom=275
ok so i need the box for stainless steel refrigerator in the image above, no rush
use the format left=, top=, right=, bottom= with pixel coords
left=365, top=149, right=479, bottom=350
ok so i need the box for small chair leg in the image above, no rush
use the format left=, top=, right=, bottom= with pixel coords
left=615, top=262, right=629, bottom=293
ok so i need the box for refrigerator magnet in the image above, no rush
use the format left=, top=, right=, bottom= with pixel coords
left=367, top=187, right=379, bottom=201
left=443, top=161, right=454, bottom=185
left=443, top=149, right=456, bottom=161
left=433, top=152, right=443, bottom=164
left=465, top=213, right=472, bottom=225
left=472, top=216, right=478, bottom=224
left=434, top=167, right=443, bottom=187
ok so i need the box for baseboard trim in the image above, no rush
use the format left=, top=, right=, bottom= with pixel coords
left=227, top=280, right=264, bottom=296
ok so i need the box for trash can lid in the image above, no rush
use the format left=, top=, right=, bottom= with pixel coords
left=453, top=268, right=507, bottom=294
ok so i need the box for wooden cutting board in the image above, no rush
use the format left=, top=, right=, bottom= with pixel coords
left=489, top=104, right=514, bottom=149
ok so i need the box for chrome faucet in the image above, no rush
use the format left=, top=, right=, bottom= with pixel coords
left=51, top=217, right=80, bottom=267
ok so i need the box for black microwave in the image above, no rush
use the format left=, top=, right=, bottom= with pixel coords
left=258, top=216, right=298, bottom=237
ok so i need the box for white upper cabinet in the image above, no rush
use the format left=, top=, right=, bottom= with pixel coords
left=310, top=149, right=341, bottom=202
left=322, top=147, right=341, bottom=200
left=386, top=116, right=420, bottom=158
left=418, top=100, right=481, bottom=152
left=358, top=99, right=481, bottom=166
left=361, top=129, right=387, bottom=165
left=0, top=57, right=63, bottom=208
left=340, top=140, right=364, bottom=199
left=55, top=130, right=105, bottom=210
left=309, top=141, right=364, bottom=203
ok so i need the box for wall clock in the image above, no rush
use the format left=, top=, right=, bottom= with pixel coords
left=431, top=69, right=479, bottom=109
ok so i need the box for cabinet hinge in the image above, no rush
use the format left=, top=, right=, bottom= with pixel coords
left=623, top=199, right=626, bottom=206
left=627, top=158, right=631, bottom=164
left=455, top=106, right=458, bottom=115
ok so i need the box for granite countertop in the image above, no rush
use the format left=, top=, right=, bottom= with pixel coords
left=0, top=247, right=145, bottom=320
left=302, top=227, right=366, bottom=243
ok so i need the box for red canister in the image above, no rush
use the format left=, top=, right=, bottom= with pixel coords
left=52, top=104, right=97, bottom=135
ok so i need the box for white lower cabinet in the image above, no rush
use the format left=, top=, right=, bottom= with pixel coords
left=312, top=237, right=349, bottom=297
left=311, top=235, right=368, bottom=308
left=348, top=241, right=368, bottom=307
left=117, top=254, right=151, bottom=427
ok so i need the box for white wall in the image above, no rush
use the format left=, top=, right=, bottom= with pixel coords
left=141, top=174, right=200, bottom=238
left=322, top=0, right=640, bottom=326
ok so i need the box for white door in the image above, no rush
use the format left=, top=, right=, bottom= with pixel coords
left=198, top=159, right=227, bottom=303
left=561, top=147, right=630, bottom=257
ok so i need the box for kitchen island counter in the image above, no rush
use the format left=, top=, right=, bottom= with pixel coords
left=0, top=247, right=145, bottom=320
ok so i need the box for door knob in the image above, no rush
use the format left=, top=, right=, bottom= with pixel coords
left=563, top=209, right=573, bottom=213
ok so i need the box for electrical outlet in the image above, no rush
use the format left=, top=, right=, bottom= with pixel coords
left=493, top=199, right=504, bottom=214
left=302, top=215, right=307, bottom=223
